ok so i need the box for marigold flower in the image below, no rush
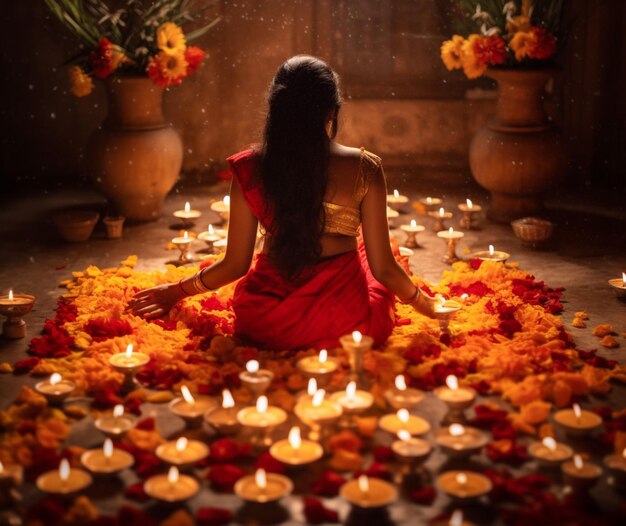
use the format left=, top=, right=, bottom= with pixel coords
left=461, top=35, right=488, bottom=79
left=509, top=30, right=538, bottom=61
left=147, top=51, right=189, bottom=87
left=185, top=46, right=206, bottom=75
left=529, top=27, right=557, bottom=59
left=473, top=35, right=508, bottom=66
left=67, top=66, right=94, bottom=97
left=440, top=35, right=465, bottom=70
left=157, top=22, right=187, bottom=56
left=89, top=37, right=124, bottom=79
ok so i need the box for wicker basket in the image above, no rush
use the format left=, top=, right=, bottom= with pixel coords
left=511, top=217, right=554, bottom=247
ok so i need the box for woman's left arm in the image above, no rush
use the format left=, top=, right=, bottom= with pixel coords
left=128, top=178, right=258, bottom=319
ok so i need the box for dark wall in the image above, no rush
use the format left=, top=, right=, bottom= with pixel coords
left=1, top=0, right=624, bottom=192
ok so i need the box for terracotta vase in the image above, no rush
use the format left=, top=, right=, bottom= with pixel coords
left=469, top=68, right=567, bottom=222
left=86, top=76, right=182, bottom=222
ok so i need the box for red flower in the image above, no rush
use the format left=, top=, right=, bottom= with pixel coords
left=92, top=387, right=123, bottom=409
left=84, top=317, right=133, bottom=341
left=207, top=438, right=251, bottom=464
left=354, top=462, right=392, bottom=481
left=486, top=439, right=528, bottom=464
left=408, top=486, right=436, bottom=505
left=311, top=470, right=346, bottom=497
left=124, top=481, right=150, bottom=502
left=373, top=445, right=394, bottom=462
left=185, top=46, right=206, bottom=75
left=12, top=357, right=40, bottom=374
left=117, top=506, right=157, bottom=526
left=254, top=452, right=286, bottom=474
left=90, top=37, right=116, bottom=79
left=197, top=507, right=234, bottom=526
left=207, top=464, right=246, bottom=491
left=303, top=497, right=340, bottom=524
left=529, top=27, right=557, bottom=60
left=25, top=497, right=67, bottom=526
left=473, top=35, right=508, bottom=65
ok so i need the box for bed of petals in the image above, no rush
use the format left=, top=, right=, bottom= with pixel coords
left=1, top=254, right=625, bottom=525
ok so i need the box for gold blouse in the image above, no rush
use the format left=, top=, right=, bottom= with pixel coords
left=322, top=148, right=381, bottom=237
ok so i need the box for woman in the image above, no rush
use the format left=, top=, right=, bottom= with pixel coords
left=129, top=55, right=437, bottom=349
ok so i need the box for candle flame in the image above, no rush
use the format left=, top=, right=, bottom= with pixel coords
left=318, top=349, right=328, bottom=363
left=8, top=290, right=13, bottom=301
left=307, top=378, right=318, bottom=397
left=255, top=468, right=267, bottom=489
left=103, top=438, right=113, bottom=459
left=346, top=381, right=357, bottom=401
left=449, top=424, right=465, bottom=437
left=445, top=375, right=459, bottom=391
left=312, top=389, right=325, bottom=407
left=397, top=429, right=411, bottom=442
left=466, top=199, right=473, bottom=208
left=456, top=472, right=468, bottom=485
left=398, top=409, right=410, bottom=423
left=50, top=373, right=62, bottom=386
left=256, top=396, right=268, bottom=413
left=288, top=426, right=302, bottom=450
left=208, top=224, right=214, bottom=234
left=0, top=460, right=3, bottom=474
left=167, top=466, right=179, bottom=484
left=573, top=403, right=582, bottom=419
left=449, top=510, right=464, bottom=526
left=358, top=474, right=369, bottom=494
left=448, top=227, right=453, bottom=234
left=175, top=437, right=188, bottom=452
left=574, top=455, right=583, bottom=470
left=408, top=219, right=416, bottom=229
left=181, top=385, right=195, bottom=405
left=125, top=344, right=133, bottom=359
left=223, top=195, right=230, bottom=207
left=59, top=459, right=70, bottom=482
left=489, top=244, right=495, bottom=256
left=395, top=375, right=407, bottom=391
left=542, top=437, right=557, bottom=451
left=352, top=330, right=362, bottom=344
left=426, top=197, right=433, bottom=204
left=622, top=448, right=626, bottom=459
left=113, top=404, right=124, bottom=418
left=222, top=389, right=235, bottom=409
left=393, top=189, right=399, bottom=199
left=184, top=201, right=190, bottom=213
left=439, top=207, right=445, bottom=217
left=622, top=272, right=626, bottom=284
left=246, top=360, right=259, bottom=374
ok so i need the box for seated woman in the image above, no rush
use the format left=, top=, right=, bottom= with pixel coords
left=129, top=55, right=436, bottom=350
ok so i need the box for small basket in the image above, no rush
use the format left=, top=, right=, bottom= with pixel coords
left=511, top=217, right=554, bottom=248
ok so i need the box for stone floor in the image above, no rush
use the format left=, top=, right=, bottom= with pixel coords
left=0, top=175, right=625, bottom=525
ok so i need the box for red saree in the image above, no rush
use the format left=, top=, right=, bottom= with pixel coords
left=227, top=148, right=395, bottom=350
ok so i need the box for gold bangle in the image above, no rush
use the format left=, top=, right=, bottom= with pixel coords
left=193, top=270, right=212, bottom=294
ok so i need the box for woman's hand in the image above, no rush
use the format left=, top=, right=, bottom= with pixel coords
left=410, top=290, right=439, bottom=319
left=127, top=283, right=186, bottom=320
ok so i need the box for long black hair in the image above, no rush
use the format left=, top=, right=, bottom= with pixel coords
left=259, top=55, right=342, bottom=278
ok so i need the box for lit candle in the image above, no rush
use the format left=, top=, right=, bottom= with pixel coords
left=237, top=396, right=288, bottom=430
left=400, top=219, right=426, bottom=248
left=205, top=388, right=240, bottom=435
left=384, top=375, right=425, bottom=410
left=418, top=196, right=443, bottom=212
left=269, top=425, right=324, bottom=466
left=391, top=429, right=432, bottom=464
left=435, top=424, right=488, bottom=458
left=457, top=199, right=482, bottom=230
left=295, top=389, right=343, bottom=424
left=109, top=343, right=150, bottom=376
left=144, top=465, right=200, bottom=502
left=239, top=359, right=275, bottom=397
left=198, top=224, right=223, bottom=247
left=387, top=189, right=409, bottom=209
left=95, top=404, right=136, bottom=439
left=171, top=230, right=193, bottom=262
left=472, top=244, right=510, bottom=263
left=169, top=384, right=218, bottom=427
left=434, top=375, right=477, bottom=420
left=330, top=381, right=374, bottom=414
left=379, top=408, right=431, bottom=436
left=80, top=438, right=134, bottom=476
left=436, top=470, right=492, bottom=500
left=0, top=289, right=36, bottom=339
left=34, top=373, right=76, bottom=404
left=561, top=454, right=602, bottom=491
left=528, top=436, right=573, bottom=467
left=210, top=195, right=231, bottom=216
left=608, top=272, right=626, bottom=298
left=234, top=467, right=293, bottom=503
left=173, top=201, right=201, bottom=227
left=340, top=474, right=398, bottom=508
left=36, top=458, right=92, bottom=495
left=434, top=296, right=462, bottom=317
left=156, top=436, right=209, bottom=468
left=296, top=349, right=339, bottom=388
left=339, top=331, right=373, bottom=379
left=554, top=403, right=602, bottom=437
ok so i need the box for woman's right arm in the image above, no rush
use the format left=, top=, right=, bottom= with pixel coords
left=128, top=178, right=258, bottom=319
left=360, top=159, right=437, bottom=317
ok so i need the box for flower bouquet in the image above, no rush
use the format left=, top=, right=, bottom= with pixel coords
left=440, top=0, right=563, bottom=78
left=45, top=0, right=221, bottom=96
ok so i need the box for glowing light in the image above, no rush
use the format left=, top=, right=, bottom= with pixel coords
left=439, top=207, right=445, bottom=217
left=181, top=385, right=195, bottom=405
left=358, top=474, right=369, bottom=494
left=318, top=349, right=328, bottom=363
left=256, top=396, right=268, bottom=414
left=460, top=293, right=469, bottom=300
left=50, top=373, right=62, bottom=386
left=223, top=195, right=230, bottom=207
left=208, top=224, right=214, bottom=234
left=446, top=375, right=459, bottom=391
left=184, top=201, right=190, bottom=213
left=8, top=290, right=13, bottom=301
left=352, top=331, right=362, bottom=344
left=622, top=272, right=626, bottom=284
left=622, top=448, right=626, bottom=459
left=426, top=197, right=433, bottom=204
left=255, top=468, right=267, bottom=489
left=448, top=227, right=454, bottom=234
left=183, top=231, right=189, bottom=240
left=307, top=378, right=318, bottom=397
left=222, top=389, right=235, bottom=409
left=346, top=381, right=357, bottom=401
left=397, top=409, right=410, bottom=423
left=0, top=461, right=3, bottom=474
left=246, top=360, right=260, bottom=374
left=456, top=472, right=468, bottom=485
left=573, top=403, right=582, bottom=422
left=449, top=424, right=465, bottom=437
left=59, top=459, right=70, bottom=482
left=176, top=437, right=188, bottom=452
left=393, top=189, right=400, bottom=199
left=288, top=426, right=301, bottom=450
left=466, top=199, right=473, bottom=208
left=113, top=405, right=124, bottom=418
left=489, top=244, right=495, bottom=256
left=103, top=439, right=113, bottom=459
left=450, top=510, right=464, bottom=526
left=397, top=430, right=411, bottom=442
left=410, top=219, right=417, bottom=228
left=542, top=437, right=557, bottom=451
left=395, top=375, right=407, bottom=391
left=167, top=466, right=179, bottom=484
left=125, top=344, right=133, bottom=359
left=312, top=389, right=325, bottom=407
left=573, top=454, right=583, bottom=470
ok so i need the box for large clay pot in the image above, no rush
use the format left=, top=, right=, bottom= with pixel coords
left=86, top=76, right=182, bottom=222
left=469, top=68, right=567, bottom=222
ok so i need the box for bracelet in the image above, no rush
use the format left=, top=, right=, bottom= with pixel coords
left=193, top=269, right=212, bottom=294
left=399, top=286, right=420, bottom=305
